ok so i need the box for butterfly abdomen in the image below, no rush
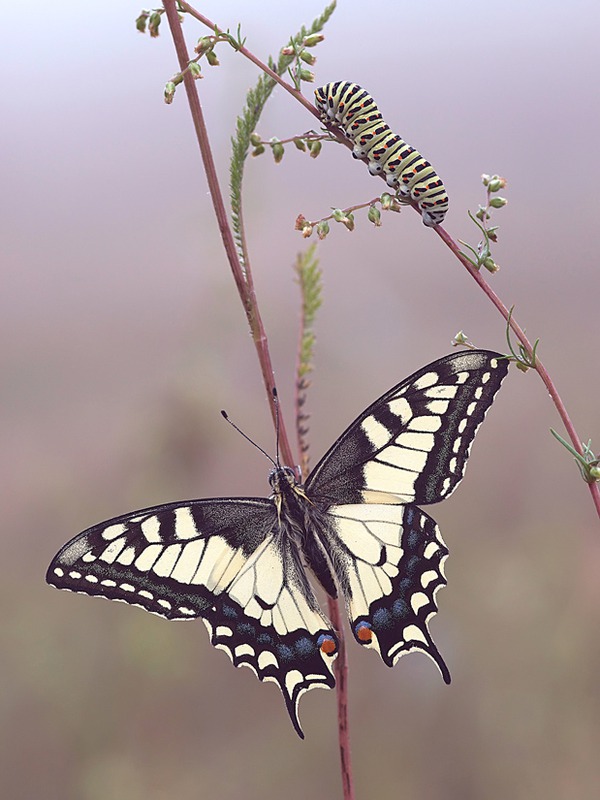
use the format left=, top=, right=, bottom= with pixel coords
left=271, top=468, right=339, bottom=600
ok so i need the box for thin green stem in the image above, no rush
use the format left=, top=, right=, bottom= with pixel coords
left=258, top=132, right=330, bottom=147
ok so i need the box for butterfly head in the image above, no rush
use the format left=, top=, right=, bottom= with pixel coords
left=269, top=466, right=311, bottom=520
left=268, top=465, right=298, bottom=493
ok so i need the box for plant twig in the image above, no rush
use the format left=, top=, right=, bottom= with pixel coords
left=432, top=215, right=600, bottom=520
left=294, top=245, right=322, bottom=478
left=176, top=1, right=345, bottom=135
left=162, top=0, right=295, bottom=468
left=294, top=246, right=353, bottom=792
left=326, top=594, right=355, bottom=800
left=162, top=10, right=356, bottom=797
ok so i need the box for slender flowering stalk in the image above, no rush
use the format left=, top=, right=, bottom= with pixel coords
left=162, top=0, right=295, bottom=469
left=326, top=594, right=355, bottom=800
left=175, top=8, right=600, bottom=523
left=432, top=216, right=600, bottom=520
left=294, top=249, right=353, bottom=793
left=161, top=5, right=356, bottom=797
left=176, top=1, right=345, bottom=138
left=158, top=6, right=597, bottom=798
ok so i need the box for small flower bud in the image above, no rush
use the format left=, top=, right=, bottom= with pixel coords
left=293, top=137, right=307, bottom=152
left=302, top=224, right=314, bottom=238
left=300, top=51, right=316, bottom=65
left=589, top=465, right=600, bottom=481
left=251, top=145, right=265, bottom=157
left=149, top=11, right=161, bottom=37
left=308, top=140, right=322, bottom=158
left=452, top=331, right=470, bottom=347
left=380, top=192, right=393, bottom=210
left=481, top=173, right=491, bottom=186
left=299, top=69, right=315, bottom=83
left=516, top=361, right=530, bottom=373
left=487, top=178, right=503, bottom=192
left=295, top=214, right=308, bottom=231
left=489, top=196, right=508, bottom=209
left=482, top=256, right=499, bottom=273
left=304, top=34, right=325, bottom=47
left=206, top=50, right=220, bottom=67
left=135, top=12, right=149, bottom=33
left=475, top=205, right=490, bottom=222
left=195, top=36, right=211, bottom=55
left=188, top=61, right=202, bottom=78
left=343, top=212, right=355, bottom=232
left=250, top=132, right=262, bottom=147
left=487, top=226, right=499, bottom=243
left=332, top=208, right=347, bottom=223
left=316, top=220, right=330, bottom=239
left=270, top=139, right=285, bottom=163
left=164, top=81, right=176, bottom=104
left=368, top=205, right=382, bottom=226
left=281, top=46, right=295, bottom=56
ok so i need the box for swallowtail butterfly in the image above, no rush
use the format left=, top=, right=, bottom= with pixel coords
left=314, top=81, right=449, bottom=226
left=47, top=351, right=507, bottom=737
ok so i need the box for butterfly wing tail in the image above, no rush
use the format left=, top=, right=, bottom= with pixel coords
left=208, top=618, right=339, bottom=740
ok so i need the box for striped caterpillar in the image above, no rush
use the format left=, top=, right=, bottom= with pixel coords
left=314, top=81, right=448, bottom=227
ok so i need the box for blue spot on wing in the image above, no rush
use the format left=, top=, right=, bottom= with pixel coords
left=295, top=637, right=316, bottom=656
left=373, top=608, right=393, bottom=629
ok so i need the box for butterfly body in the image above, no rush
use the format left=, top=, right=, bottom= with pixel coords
left=47, top=351, right=508, bottom=737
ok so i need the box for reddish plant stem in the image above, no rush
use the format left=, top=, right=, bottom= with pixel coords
left=257, top=132, right=331, bottom=147
left=327, top=595, right=355, bottom=800
left=295, top=283, right=354, bottom=797
left=164, top=8, right=356, bottom=794
left=305, top=196, right=382, bottom=227
left=177, top=2, right=342, bottom=129
left=434, top=221, right=600, bottom=520
left=162, top=0, right=295, bottom=469
left=177, top=0, right=600, bottom=521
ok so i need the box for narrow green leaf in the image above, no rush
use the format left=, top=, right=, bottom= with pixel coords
left=229, top=2, right=337, bottom=271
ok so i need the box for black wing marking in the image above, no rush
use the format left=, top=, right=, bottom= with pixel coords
left=306, top=350, right=508, bottom=506
left=46, top=498, right=338, bottom=738
left=322, top=503, right=450, bottom=681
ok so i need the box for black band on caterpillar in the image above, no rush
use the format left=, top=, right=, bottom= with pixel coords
left=314, top=81, right=448, bottom=227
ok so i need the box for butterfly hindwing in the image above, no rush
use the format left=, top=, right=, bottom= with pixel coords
left=323, top=503, right=450, bottom=681
left=47, top=498, right=338, bottom=738
left=306, top=350, right=508, bottom=506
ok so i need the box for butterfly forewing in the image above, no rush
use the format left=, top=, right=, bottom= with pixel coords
left=306, top=351, right=508, bottom=506
left=47, top=497, right=338, bottom=738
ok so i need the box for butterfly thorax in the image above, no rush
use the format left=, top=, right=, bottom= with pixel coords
left=269, top=466, right=338, bottom=600
left=268, top=466, right=313, bottom=540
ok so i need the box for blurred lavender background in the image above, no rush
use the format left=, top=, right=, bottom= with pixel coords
left=2, top=1, right=600, bottom=798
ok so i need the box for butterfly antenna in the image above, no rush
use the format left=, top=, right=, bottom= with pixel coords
left=220, top=410, right=277, bottom=468
left=273, top=387, right=281, bottom=467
